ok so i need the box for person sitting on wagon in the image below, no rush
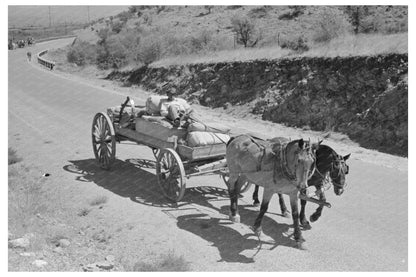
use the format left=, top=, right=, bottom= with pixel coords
left=159, top=88, right=193, bottom=127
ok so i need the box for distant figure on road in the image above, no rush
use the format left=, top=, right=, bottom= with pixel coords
left=27, top=51, right=32, bottom=62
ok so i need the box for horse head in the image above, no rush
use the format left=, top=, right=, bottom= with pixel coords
left=292, top=139, right=316, bottom=191
left=330, top=153, right=350, bottom=195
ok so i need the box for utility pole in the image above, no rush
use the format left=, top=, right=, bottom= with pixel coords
left=48, top=6, right=51, bottom=28
left=87, top=6, right=90, bottom=23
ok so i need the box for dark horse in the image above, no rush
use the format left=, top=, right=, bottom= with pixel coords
left=252, top=144, right=350, bottom=228
left=226, top=135, right=316, bottom=249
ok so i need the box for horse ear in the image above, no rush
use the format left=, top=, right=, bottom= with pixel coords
left=343, top=154, right=351, bottom=161
left=298, top=139, right=304, bottom=149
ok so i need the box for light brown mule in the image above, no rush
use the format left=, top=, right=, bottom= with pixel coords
left=225, top=135, right=316, bottom=249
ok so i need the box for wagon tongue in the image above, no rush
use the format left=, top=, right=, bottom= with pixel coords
left=298, top=193, right=331, bottom=208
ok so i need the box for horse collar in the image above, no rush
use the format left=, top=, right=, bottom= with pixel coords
left=280, top=142, right=297, bottom=181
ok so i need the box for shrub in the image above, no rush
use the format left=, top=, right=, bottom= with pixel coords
left=280, top=35, right=309, bottom=52
left=137, top=35, right=162, bottom=65
left=66, top=40, right=97, bottom=66
left=312, top=9, right=352, bottom=43
left=132, top=251, right=190, bottom=271
left=231, top=15, right=259, bottom=47
left=279, top=6, right=305, bottom=20
left=111, top=20, right=125, bottom=34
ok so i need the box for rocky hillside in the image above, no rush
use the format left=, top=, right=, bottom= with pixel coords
left=107, top=53, right=408, bottom=157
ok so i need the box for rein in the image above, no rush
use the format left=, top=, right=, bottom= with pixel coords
left=314, top=156, right=348, bottom=189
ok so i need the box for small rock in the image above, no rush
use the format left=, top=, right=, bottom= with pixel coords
left=105, top=255, right=115, bottom=263
left=58, top=239, right=71, bottom=248
left=78, top=230, right=85, bottom=236
left=96, top=261, right=114, bottom=270
left=24, top=233, right=35, bottom=239
left=82, top=264, right=99, bottom=272
left=20, top=252, right=36, bottom=257
left=9, top=237, right=30, bottom=249
left=32, top=260, right=48, bottom=267
left=53, top=247, right=63, bottom=254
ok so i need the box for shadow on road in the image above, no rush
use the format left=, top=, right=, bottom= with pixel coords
left=64, top=158, right=302, bottom=261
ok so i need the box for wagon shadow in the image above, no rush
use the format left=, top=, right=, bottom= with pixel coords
left=64, top=158, right=232, bottom=210
left=64, top=159, right=300, bottom=257
left=64, top=158, right=174, bottom=208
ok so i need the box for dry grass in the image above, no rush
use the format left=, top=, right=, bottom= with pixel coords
left=131, top=250, right=190, bottom=271
left=303, top=32, right=408, bottom=57
left=77, top=207, right=91, bottom=217
left=152, top=46, right=292, bottom=67
left=8, top=147, right=22, bottom=165
left=8, top=163, right=48, bottom=237
left=89, top=195, right=108, bottom=206
left=152, top=32, right=407, bottom=67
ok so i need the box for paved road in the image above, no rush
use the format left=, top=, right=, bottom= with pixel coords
left=8, top=38, right=408, bottom=271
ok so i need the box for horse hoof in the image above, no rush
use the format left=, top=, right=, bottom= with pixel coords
left=297, top=241, right=308, bottom=250
left=301, top=221, right=312, bottom=230
left=229, top=214, right=240, bottom=223
left=310, top=214, right=319, bottom=222
left=253, top=226, right=262, bottom=237
left=282, top=211, right=290, bottom=218
left=253, top=201, right=260, bottom=207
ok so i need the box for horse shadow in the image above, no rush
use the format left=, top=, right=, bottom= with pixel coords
left=64, top=159, right=302, bottom=261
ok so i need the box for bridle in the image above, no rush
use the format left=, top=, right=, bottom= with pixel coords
left=330, top=156, right=349, bottom=189
left=276, top=142, right=316, bottom=182
left=314, top=155, right=348, bottom=189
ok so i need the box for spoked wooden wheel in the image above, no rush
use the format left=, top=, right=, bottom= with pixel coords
left=92, top=112, right=116, bottom=170
left=221, top=174, right=252, bottom=193
left=156, top=148, right=186, bottom=202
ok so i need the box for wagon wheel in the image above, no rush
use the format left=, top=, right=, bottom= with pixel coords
left=92, top=112, right=116, bottom=170
left=221, top=174, right=252, bottom=194
left=156, top=148, right=186, bottom=202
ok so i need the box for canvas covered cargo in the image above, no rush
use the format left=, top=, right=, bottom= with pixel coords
left=135, top=115, right=187, bottom=143
left=187, top=131, right=230, bottom=147
left=187, top=122, right=231, bottom=134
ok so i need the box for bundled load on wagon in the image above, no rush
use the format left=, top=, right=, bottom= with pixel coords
left=92, top=93, right=246, bottom=202
left=105, top=94, right=231, bottom=161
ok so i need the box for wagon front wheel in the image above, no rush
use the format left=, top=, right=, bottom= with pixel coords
left=92, top=112, right=116, bottom=170
left=156, top=148, right=186, bottom=202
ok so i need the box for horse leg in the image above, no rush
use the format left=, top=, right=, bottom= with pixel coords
left=228, top=175, right=241, bottom=223
left=289, top=193, right=306, bottom=249
left=310, top=191, right=326, bottom=222
left=299, top=199, right=311, bottom=229
left=253, top=187, right=274, bottom=236
left=252, top=185, right=260, bottom=207
left=278, top=193, right=290, bottom=217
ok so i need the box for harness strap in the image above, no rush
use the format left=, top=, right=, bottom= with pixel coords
left=248, top=137, right=267, bottom=172
left=273, top=142, right=296, bottom=183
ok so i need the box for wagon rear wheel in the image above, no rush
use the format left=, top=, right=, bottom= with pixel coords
left=92, top=112, right=116, bottom=170
left=156, top=148, right=186, bottom=202
left=222, top=174, right=252, bottom=194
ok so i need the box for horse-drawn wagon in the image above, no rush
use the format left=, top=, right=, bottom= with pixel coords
left=91, top=96, right=251, bottom=202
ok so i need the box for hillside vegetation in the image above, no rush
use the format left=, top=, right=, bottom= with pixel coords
left=48, top=5, right=408, bottom=156
left=64, top=5, right=407, bottom=69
